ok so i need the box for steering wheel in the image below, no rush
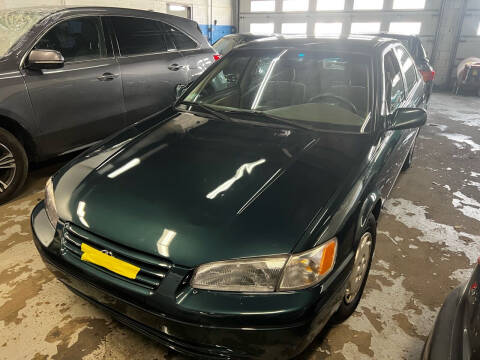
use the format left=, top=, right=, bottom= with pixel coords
left=308, top=94, right=359, bottom=115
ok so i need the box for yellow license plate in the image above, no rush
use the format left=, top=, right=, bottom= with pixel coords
left=80, top=243, right=140, bottom=279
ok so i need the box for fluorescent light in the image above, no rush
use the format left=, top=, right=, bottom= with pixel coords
left=281, top=23, right=307, bottom=35
left=315, top=22, right=342, bottom=36
left=168, top=4, right=186, bottom=11
left=251, top=0, right=275, bottom=12
left=354, top=0, right=383, bottom=10
left=393, top=0, right=425, bottom=9
left=250, top=23, right=275, bottom=35
left=389, top=22, right=422, bottom=35
left=283, top=0, right=309, bottom=12
left=317, top=0, right=345, bottom=11
left=351, top=22, right=381, bottom=34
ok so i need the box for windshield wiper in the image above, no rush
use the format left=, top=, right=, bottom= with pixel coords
left=177, top=101, right=234, bottom=123
left=224, top=109, right=317, bottom=132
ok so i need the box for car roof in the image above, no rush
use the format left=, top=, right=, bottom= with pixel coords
left=368, top=33, right=420, bottom=40
left=237, top=35, right=399, bottom=55
left=4, top=6, right=198, bottom=26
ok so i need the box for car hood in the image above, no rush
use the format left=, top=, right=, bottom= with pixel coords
left=54, top=112, right=372, bottom=267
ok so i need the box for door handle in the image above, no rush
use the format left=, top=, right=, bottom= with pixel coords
left=168, top=64, right=185, bottom=71
left=97, top=72, right=118, bottom=81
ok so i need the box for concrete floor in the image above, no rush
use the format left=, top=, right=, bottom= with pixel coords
left=0, top=93, right=479, bottom=360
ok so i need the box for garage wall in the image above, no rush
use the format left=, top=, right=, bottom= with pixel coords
left=238, top=0, right=480, bottom=88
left=0, top=0, right=234, bottom=43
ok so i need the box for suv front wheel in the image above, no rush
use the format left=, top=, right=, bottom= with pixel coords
left=0, top=128, right=28, bottom=204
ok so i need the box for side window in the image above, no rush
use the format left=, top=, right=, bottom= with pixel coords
left=164, top=24, right=197, bottom=50
left=111, top=17, right=167, bottom=56
left=35, top=17, right=106, bottom=62
left=396, top=46, right=418, bottom=93
left=384, top=50, right=405, bottom=112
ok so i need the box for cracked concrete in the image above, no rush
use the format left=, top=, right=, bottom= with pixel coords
left=0, top=92, right=479, bottom=360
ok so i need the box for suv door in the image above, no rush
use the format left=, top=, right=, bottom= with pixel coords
left=110, top=16, right=188, bottom=124
left=163, top=23, right=211, bottom=82
left=22, top=16, right=125, bottom=157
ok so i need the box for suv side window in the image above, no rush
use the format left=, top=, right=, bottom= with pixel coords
left=35, top=17, right=106, bottom=62
left=164, top=24, right=197, bottom=50
left=111, top=17, right=167, bottom=56
left=384, top=50, right=405, bottom=112
left=395, top=46, right=418, bottom=93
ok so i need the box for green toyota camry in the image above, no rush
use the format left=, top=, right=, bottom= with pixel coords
left=31, top=36, right=427, bottom=359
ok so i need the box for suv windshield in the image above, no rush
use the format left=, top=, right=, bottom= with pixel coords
left=0, top=9, right=48, bottom=57
left=183, top=48, right=372, bottom=133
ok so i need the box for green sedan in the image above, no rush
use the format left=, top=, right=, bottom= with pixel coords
left=32, top=36, right=427, bottom=359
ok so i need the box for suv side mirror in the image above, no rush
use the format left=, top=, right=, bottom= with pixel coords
left=388, top=108, right=427, bottom=131
left=27, top=49, right=64, bottom=70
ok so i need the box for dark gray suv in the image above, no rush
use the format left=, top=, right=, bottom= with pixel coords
left=0, top=6, right=217, bottom=203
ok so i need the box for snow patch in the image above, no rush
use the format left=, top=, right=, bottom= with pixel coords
left=452, top=191, right=480, bottom=222
left=440, top=133, right=480, bottom=152
left=384, top=198, right=480, bottom=264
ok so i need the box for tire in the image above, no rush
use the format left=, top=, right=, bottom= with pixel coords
left=330, top=213, right=376, bottom=324
left=402, top=137, right=416, bottom=171
left=0, top=128, right=28, bottom=204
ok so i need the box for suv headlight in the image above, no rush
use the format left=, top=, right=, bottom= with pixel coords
left=191, top=238, right=337, bottom=292
left=45, top=177, right=58, bottom=228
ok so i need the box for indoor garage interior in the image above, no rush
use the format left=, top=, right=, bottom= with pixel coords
left=1, top=0, right=480, bottom=359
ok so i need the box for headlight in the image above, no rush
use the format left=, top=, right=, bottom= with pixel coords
left=45, top=177, right=58, bottom=228
left=191, top=256, right=288, bottom=292
left=278, top=238, right=337, bottom=290
left=191, top=238, right=337, bottom=292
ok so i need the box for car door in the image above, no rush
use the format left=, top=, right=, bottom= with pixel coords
left=110, top=16, right=188, bottom=125
left=375, top=48, right=409, bottom=199
left=22, top=16, right=125, bottom=157
left=163, top=23, right=213, bottom=82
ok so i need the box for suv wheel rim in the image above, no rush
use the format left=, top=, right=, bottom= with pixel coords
left=345, top=232, right=372, bottom=304
left=0, top=143, right=16, bottom=193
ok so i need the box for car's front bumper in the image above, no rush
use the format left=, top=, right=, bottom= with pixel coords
left=31, top=201, right=350, bottom=359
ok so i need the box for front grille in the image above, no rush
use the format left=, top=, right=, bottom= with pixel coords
left=61, top=222, right=171, bottom=290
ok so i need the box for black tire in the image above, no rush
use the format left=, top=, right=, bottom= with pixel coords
left=0, top=128, right=28, bottom=204
left=330, top=213, right=376, bottom=324
left=402, top=138, right=416, bottom=171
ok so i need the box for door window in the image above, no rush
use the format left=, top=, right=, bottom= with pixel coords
left=384, top=50, right=405, bottom=112
left=395, top=46, right=418, bottom=93
left=164, top=24, right=197, bottom=50
left=111, top=17, right=168, bottom=56
left=34, top=17, right=106, bottom=62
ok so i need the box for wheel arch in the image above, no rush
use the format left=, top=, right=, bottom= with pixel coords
left=0, top=115, right=36, bottom=161
left=357, top=192, right=382, bottom=238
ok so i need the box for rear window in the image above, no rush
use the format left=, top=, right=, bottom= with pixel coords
left=112, top=17, right=167, bottom=56
left=164, top=24, right=197, bottom=50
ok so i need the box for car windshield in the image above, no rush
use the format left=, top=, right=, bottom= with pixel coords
left=0, top=9, right=48, bottom=57
left=183, top=48, right=372, bottom=133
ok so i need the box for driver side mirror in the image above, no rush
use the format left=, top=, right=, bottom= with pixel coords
left=27, top=49, right=64, bottom=70
left=387, top=108, right=427, bottom=131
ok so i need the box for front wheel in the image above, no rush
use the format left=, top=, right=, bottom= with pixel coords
left=330, top=214, right=376, bottom=324
left=0, top=128, right=28, bottom=204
